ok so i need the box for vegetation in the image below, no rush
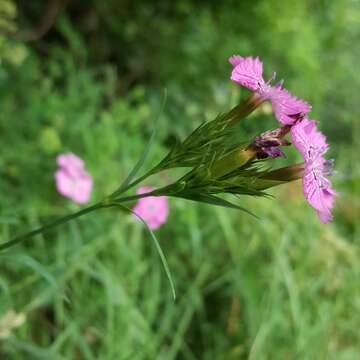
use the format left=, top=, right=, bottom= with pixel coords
left=0, top=0, right=358, bottom=358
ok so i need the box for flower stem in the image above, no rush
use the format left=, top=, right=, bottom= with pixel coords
left=225, top=93, right=266, bottom=124
left=0, top=203, right=109, bottom=251
left=110, top=163, right=163, bottom=199
left=0, top=187, right=166, bottom=252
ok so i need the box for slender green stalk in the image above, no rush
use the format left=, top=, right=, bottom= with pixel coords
left=0, top=186, right=166, bottom=252
left=0, top=203, right=108, bottom=251
left=0, top=192, right=177, bottom=299
left=225, top=93, right=266, bottom=124
left=110, top=164, right=162, bottom=198
left=112, top=190, right=160, bottom=204
left=111, top=202, right=176, bottom=300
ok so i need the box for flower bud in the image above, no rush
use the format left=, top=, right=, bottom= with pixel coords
left=225, top=93, right=267, bottom=124
left=210, top=147, right=257, bottom=178
left=248, top=126, right=291, bottom=159
left=252, top=164, right=305, bottom=190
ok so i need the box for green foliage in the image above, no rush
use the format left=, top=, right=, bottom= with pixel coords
left=0, top=0, right=359, bottom=358
left=0, top=0, right=27, bottom=65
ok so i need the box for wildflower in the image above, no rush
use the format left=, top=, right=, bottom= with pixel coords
left=230, top=56, right=268, bottom=93
left=1, top=54, right=338, bottom=259
left=291, top=119, right=338, bottom=223
left=229, top=55, right=311, bottom=125
left=133, top=187, right=169, bottom=230
left=55, top=153, right=93, bottom=204
left=57, top=153, right=85, bottom=171
left=227, top=56, right=275, bottom=122
left=228, top=55, right=244, bottom=67
left=269, top=85, right=311, bottom=125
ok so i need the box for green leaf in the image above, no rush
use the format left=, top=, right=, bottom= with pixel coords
left=112, top=202, right=176, bottom=300
left=0, top=254, right=62, bottom=293
left=173, top=192, right=258, bottom=219
left=117, top=89, right=168, bottom=193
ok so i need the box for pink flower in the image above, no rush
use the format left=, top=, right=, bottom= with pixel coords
left=291, top=119, right=338, bottom=223
left=55, top=153, right=93, bottom=204
left=229, top=55, right=311, bottom=125
left=228, top=55, right=244, bottom=67
left=57, top=153, right=84, bottom=171
left=230, top=56, right=267, bottom=93
left=269, top=85, right=311, bottom=125
left=133, top=187, right=169, bottom=230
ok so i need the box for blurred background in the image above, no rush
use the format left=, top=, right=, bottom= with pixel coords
left=0, top=0, right=359, bottom=358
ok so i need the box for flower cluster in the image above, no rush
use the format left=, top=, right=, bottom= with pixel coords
left=55, top=153, right=93, bottom=204
left=230, top=55, right=337, bottom=222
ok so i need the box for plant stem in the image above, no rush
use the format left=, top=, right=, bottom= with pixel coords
left=110, top=163, right=163, bottom=199
left=225, top=93, right=266, bottom=123
left=0, top=186, right=168, bottom=251
left=0, top=202, right=108, bottom=251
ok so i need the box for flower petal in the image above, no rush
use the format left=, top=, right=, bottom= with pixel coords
left=230, top=56, right=265, bottom=91
left=291, top=118, right=328, bottom=161
left=57, top=153, right=85, bottom=171
left=228, top=55, right=244, bottom=67
left=302, top=165, right=337, bottom=223
left=270, top=87, right=311, bottom=125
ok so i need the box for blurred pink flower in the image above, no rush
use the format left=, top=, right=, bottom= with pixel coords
left=133, top=187, right=169, bottom=230
left=291, top=119, right=338, bottom=223
left=57, top=153, right=85, bottom=171
left=228, top=55, right=244, bottom=67
left=55, top=153, right=93, bottom=204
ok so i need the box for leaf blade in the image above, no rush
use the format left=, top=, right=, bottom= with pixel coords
left=173, top=192, right=259, bottom=219
left=113, top=202, right=176, bottom=300
left=118, top=89, right=168, bottom=192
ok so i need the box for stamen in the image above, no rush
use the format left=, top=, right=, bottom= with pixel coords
left=266, top=71, right=277, bottom=85
left=323, top=159, right=335, bottom=176
left=324, top=159, right=335, bottom=167
left=274, top=79, right=284, bottom=89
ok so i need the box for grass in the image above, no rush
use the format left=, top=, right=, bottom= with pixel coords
left=1, top=192, right=359, bottom=359
left=0, top=0, right=359, bottom=358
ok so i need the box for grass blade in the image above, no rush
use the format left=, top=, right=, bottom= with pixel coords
left=118, top=89, right=168, bottom=192
left=113, top=202, right=176, bottom=300
left=173, top=192, right=258, bottom=219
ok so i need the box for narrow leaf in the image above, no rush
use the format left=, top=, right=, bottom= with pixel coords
left=118, top=89, right=168, bottom=192
left=0, top=254, right=59, bottom=290
left=113, top=203, right=176, bottom=300
left=173, top=192, right=258, bottom=219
